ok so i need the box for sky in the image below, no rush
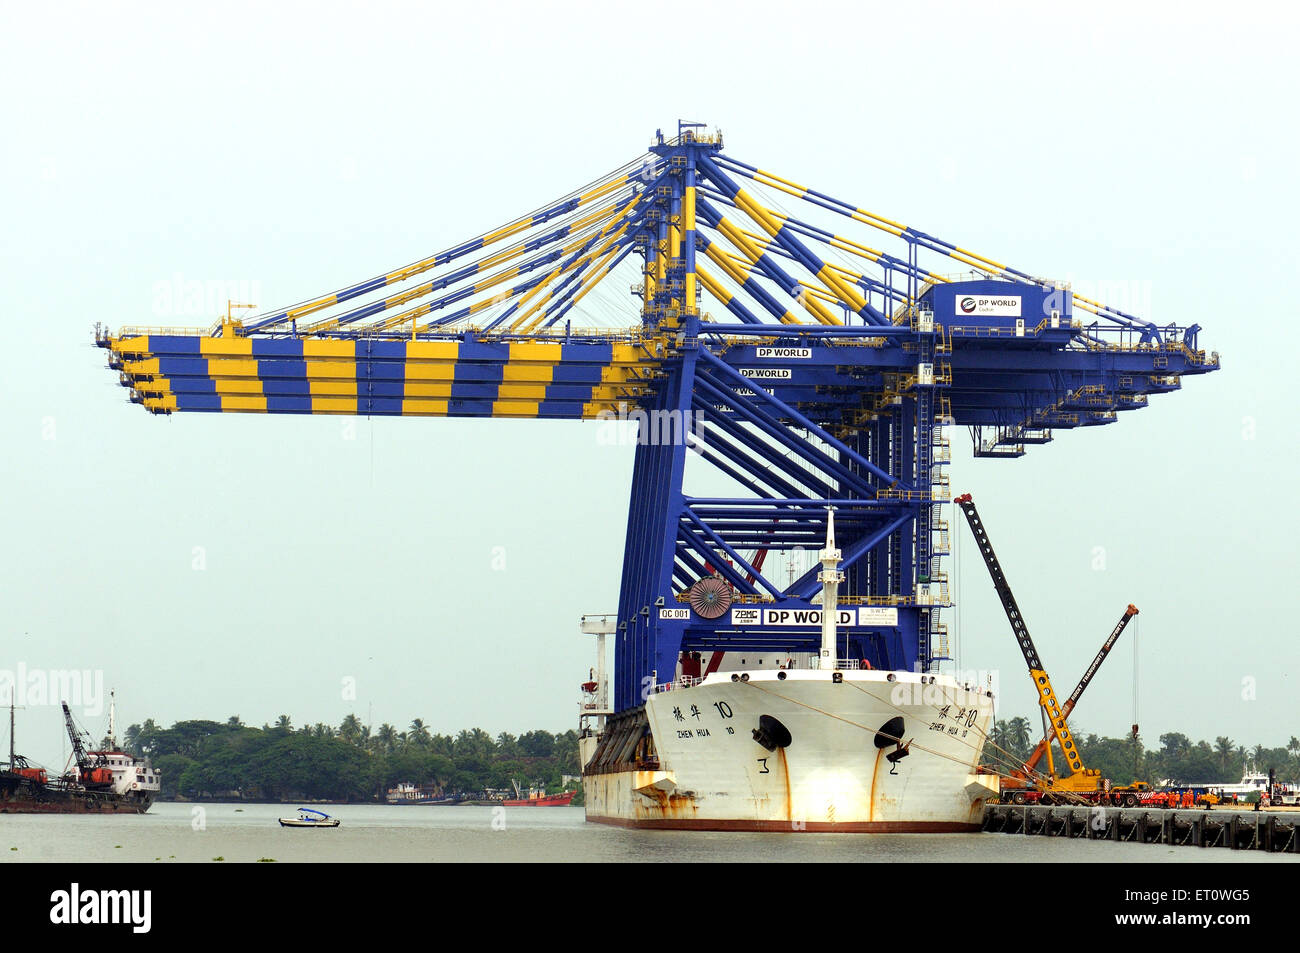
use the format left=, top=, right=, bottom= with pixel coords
left=1, top=1, right=1296, bottom=769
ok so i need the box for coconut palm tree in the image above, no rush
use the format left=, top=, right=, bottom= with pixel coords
left=408, top=718, right=432, bottom=748
left=338, top=713, right=365, bottom=746
left=1006, top=716, right=1032, bottom=761
left=1214, top=736, right=1235, bottom=773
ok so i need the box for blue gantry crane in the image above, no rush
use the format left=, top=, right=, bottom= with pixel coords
left=97, top=122, right=1218, bottom=713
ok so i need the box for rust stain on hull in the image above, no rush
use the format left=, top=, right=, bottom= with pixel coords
left=777, top=748, right=792, bottom=822
left=869, top=748, right=883, bottom=823
left=627, top=771, right=698, bottom=821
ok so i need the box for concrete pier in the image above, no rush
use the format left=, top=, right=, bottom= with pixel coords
left=981, top=804, right=1300, bottom=853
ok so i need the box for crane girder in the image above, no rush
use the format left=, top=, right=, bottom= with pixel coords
left=94, top=124, right=1218, bottom=712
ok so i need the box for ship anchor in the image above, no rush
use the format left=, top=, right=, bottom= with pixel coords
left=874, top=716, right=910, bottom=775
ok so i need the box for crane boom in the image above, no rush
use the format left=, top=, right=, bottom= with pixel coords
left=953, top=493, right=1092, bottom=786
left=1021, top=603, right=1138, bottom=775
left=61, top=702, right=89, bottom=770
left=1066, top=603, right=1139, bottom=710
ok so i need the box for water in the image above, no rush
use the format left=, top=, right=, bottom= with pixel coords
left=0, top=803, right=1292, bottom=862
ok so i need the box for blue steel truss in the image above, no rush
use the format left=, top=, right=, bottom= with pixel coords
left=97, top=122, right=1219, bottom=714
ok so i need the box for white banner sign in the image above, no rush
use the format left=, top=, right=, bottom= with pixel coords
left=762, top=608, right=856, bottom=627
left=739, top=368, right=793, bottom=380
left=730, top=607, right=761, bottom=626
left=755, top=347, right=811, bottom=360
left=956, top=294, right=1021, bottom=317
left=858, top=607, right=899, bottom=627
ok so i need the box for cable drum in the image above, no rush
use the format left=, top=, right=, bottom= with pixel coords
left=687, top=578, right=733, bottom=619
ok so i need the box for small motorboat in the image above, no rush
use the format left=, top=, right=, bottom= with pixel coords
left=278, top=808, right=340, bottom=828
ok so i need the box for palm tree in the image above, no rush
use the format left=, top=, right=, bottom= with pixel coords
left=1214, top=736, right=1234, bottom=773
left=227, top=715, right=244, bottom=729
left=377, top=723, right=399, bottom=754
left=408, top=719, right=432, bottom=748
left=1251, top=744, right=1266, bottom=771
left=1006, top=716, right=1032, bottom=761
left=338, top=713, right=364, bottom=746
left=274, top=714, right=292, bottom=732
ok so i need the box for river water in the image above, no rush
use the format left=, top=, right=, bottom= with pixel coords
left=0, top=802, right=1292, bottom=863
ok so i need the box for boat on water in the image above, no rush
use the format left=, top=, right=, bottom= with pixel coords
left=501, top=787, right=577, bottom=807
left=385, top=782, right=464, bottom=805
left=0, top=693, right=160, bottom=815
left=279, top=808, right=340, bottom=828
left=577, top=516, right=997, bottom=832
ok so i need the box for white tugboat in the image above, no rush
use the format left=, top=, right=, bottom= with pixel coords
left=580, top=512, right=998, bottom=831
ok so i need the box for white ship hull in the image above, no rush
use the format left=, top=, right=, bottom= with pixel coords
left=582, top=668, right=998, bottom=832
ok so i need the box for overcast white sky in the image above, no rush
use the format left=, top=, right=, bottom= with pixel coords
left=1, top=1, right=1296, bottom=767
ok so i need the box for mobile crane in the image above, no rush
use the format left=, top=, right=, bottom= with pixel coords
left=955, top=494, right=1125, bottom=803
left=61, top=702, right=112, bottom=788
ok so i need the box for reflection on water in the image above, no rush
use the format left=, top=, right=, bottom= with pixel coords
left=0, top=802, right=1287, bottom=863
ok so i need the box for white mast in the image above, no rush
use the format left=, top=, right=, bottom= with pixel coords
left=818, top=507, right=843, bottom=669
left=580, top=615, right=614, bottom=715
left=107, top=689, right=117, bottom=750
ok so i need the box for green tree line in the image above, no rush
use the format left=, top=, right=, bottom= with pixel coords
left=983, top=716, right=1300, bottom=787
left=123, top=714, right=582, bottom=803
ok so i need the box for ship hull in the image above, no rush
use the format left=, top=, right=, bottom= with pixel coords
left=582, top=669, right=997, bottom=832
left=0, top=790, right=156, bottom=814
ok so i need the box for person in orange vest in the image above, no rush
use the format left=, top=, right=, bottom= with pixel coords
left=1182, top=790, right=1193, bottom=809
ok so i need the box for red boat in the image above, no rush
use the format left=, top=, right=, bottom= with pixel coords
left=501, top=789, right=577, bottom=807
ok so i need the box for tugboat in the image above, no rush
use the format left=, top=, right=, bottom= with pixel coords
left=0, top=693, right=161, bottom=814
left=278, top=807, right=341, bottom=828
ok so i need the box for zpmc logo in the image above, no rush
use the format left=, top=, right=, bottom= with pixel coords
left=959, top=296, right=977, bottom=313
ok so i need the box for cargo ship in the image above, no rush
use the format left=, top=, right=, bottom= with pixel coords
left=0, top=695, right=160, bottom=814
left=578, top=516, right=998, bottom=832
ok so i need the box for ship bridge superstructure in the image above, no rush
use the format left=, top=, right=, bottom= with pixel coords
left=97, top=123, right=1218, bottom=713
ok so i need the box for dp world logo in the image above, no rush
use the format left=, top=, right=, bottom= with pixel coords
left=959, top=296, right=977, bottom=314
